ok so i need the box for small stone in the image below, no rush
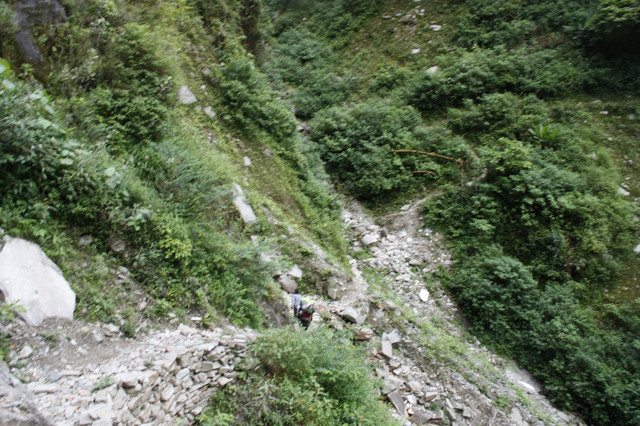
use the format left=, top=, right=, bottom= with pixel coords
left=419, top=289, right=430, bottom=302
left=119, top=372, right=139, bottom=388
left=199, top=361, right=216, bottom=372
left=243, top=156, right=252, bottom=166
left=407, top=380, right=422, bottom=393
left=429, top=24, right=442, bottom=31
left=411, top=410, right=430, bottom=425
left=204, top=106, right=216, bottom=118
left=327, top=287, right=339, bottom=300
left=278, top=275, right=297, bottom=293
left=361, top=234, right=378, bottom=247
left=79, top=235, right=93, bottom=246
left=426, top=66, right=439, bottom=74
left=104, top=323, right=120, bottom=334
left=445, top=405, right=457, bottom=420
left=176, top=368, right=190, bottom=382
left=112, top=388, right=127, bottom=410
left=383, top=329, right=402, bottom=345
left=161, top=384, right=175, bottom=402
left=47, top=372, right=62, bottom=383
left=109, top=238, right=126, bottom=254
left=382, top=375, right=404, bottom=394
left=424, top=391, right=438, bottom=401
left=379, top=340, right=393, bottom=359
left=34, top=384, right=58, bottom=394
left=411, top=48, right=421, bottom=54
left=518, top=380, right=537, bottom=394
left=354, top=328, right=374, bottom=341
left=217, top=376, right=233, bottom=387
left=18, top=345, right=33, bottom=359
left=340, top=307, right=366, bottom=325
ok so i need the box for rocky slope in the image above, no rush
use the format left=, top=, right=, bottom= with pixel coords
left=0, top=198, right=585, bottom=425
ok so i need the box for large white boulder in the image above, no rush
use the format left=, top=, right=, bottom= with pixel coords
left=0, top=236, right=75, bottom=326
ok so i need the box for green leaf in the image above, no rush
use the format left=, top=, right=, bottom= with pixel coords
left=104, top=166, right=116, bottom=177
left=59, top=158, right=74, bottom=166
left=0, top=59, right=9, bottom=77
left=2, top=79, right=15, bottom=90
left=37, top=118, right=54, bottom=129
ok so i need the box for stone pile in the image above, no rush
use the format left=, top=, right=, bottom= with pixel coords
left=10, top=324, right=256, bottom=425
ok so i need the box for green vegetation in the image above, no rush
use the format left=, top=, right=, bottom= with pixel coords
left=2, top=0, right=640, bottom=423
left=0, top=1, right=346, bottom=329
left=199, top=328, right=394, bottom=425
left=263, top=0, right=640, bottom=424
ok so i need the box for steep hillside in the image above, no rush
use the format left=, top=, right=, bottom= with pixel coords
left=261, top=0, right=640, bottom=424
left=1, top=0, right=639, bottom=425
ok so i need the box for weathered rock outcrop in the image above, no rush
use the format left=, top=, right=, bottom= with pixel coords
left=12, top=0, right=67, bottom=70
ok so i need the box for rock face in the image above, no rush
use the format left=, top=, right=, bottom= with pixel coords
left=12, top=0, right=67, bottom=68
left=0, top=236, right=75, bottom=326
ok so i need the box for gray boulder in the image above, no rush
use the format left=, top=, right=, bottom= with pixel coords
left=0, top=236, right=75, bottom=326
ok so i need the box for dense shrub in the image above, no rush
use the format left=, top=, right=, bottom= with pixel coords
left=424, top=132, right=638, bottom=423
left=310, top=101, right=429, bottom=199
left=219, top=55, right=296, bottom=144
left=406, top=46, right=591, bottom=113
left=0, top=61, right=91, bottom=217
left=200, top=328, right=395, bottom=425
left=455, top=0, right=598, bottom=48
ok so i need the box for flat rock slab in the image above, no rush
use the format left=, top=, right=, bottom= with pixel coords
left=0, top=236, right=75, bottom=326
left=387, top=391, right=406, bottom=417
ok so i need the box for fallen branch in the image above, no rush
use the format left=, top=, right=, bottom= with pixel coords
left=391, top=149, right=464, bottom=165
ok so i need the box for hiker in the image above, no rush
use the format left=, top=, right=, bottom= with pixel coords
left=291, top=291, right=315, bottom=330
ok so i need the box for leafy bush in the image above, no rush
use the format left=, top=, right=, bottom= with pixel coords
left=455, top=0, right=598, bottom=48
left=290, top=70, right=351, bottom=119
left=219, top=56, right=296, bottom=144
left=200, top=327, right=395, bottom=425
left=406, top=46, right=591, bottom=113
left=0, top=61, right=90, bottom=217
left=310, top=101, right=431, bottom=199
